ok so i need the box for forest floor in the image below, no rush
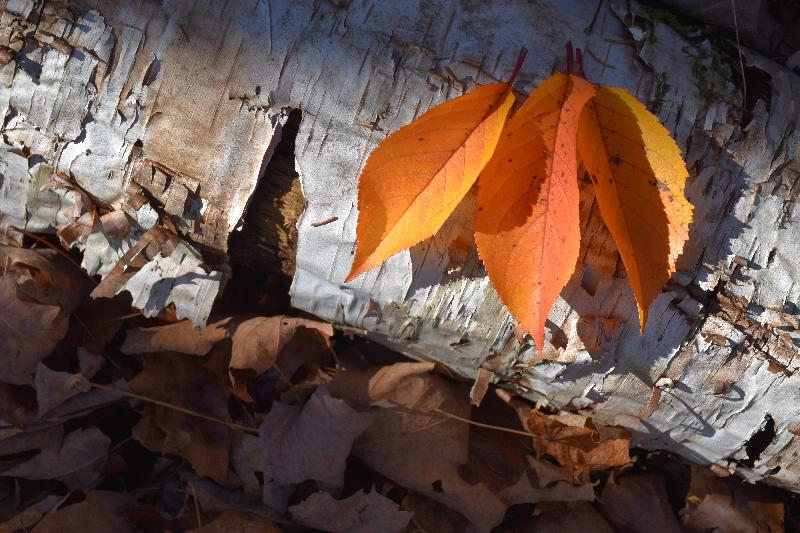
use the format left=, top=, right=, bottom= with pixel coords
left=0, top=233, right=797, bottom=533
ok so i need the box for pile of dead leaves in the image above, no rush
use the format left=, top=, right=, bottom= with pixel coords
left=0, top=243, right=789, bottom=532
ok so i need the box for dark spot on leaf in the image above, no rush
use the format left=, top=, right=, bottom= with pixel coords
left=610, top=155, right=622, bottom=166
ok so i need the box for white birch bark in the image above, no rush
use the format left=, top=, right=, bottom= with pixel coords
left=1, top=0, right=800, bottom=491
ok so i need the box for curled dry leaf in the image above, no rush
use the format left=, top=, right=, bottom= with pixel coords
left=475, top=73, right=595, bottom=350
left=129, top=350, right=234, bottom=485
left=0, top=246, right=92, bottom=386
left=289, top=490, right=410, bottom=533
left=228, top=316, right=333, bottom=400
left=0, top=276, right=68, bottom=386
left=121, top=316, right=334, bottom=401
left=526, top=410, right=631, bottom=484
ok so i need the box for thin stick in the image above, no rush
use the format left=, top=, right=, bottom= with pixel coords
left=87, top=380, right=259, bottom=435
left=386, top=400, right=535, bottom=439
left=431, top=407, right=536, bottom=439
left=730, top=0, right=747, bottom=110
left=21, top=230, right=84, bottom=273
left=188, top=481, right=203, bottom=530
left=96, top=310, right=144, bottom=323
left=584, top=0, right=604, bottom=34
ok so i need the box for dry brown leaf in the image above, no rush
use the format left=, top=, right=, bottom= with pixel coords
left=32, top=491, right=138, bottom=533
left=526, top=410, right=631, bottom=483
left=682, top=466, right=784, bottom=533
left=288, top=490, right=410, bottom=533
left=230, top=433, right=263, bottom=500
left=30, top=490, right=172, bottom=533
left=129, top=350, right=233, bottom=485
left=461, top=395, right=595, bottom=509
left=327, top=361, right=436, bottom=410
left=0, top=246, right=95, bottom=386
left=121, top=316, right=334, bottom=401
left=598, top=474, right=683, bottom=532
left=120, top=318, right=232, bottom=355
left=185, top=510, right=282, bottom=533
left=330, top=362, right=508, bottom=532
left=401, top=491, right=469, bottom=533
left=0, top=382, right=38, bottom=428
left=0, top=495, right=61, bottom=533
left=0, top=246, right=92, bottom=313
left=229, top=316, right=333, bottom=400
left=34, top=364, right=91, bottom=416
left=0, top=276, right=68, bottom=386
left=259, top=385, right=377, bottom=503
left=0, top=426, right=63, bottom=458
left=529, top=502, right=615, bottom=532
left=3, top=427, right=110, bottom=488
left=74, top=293, right=131, bottom=355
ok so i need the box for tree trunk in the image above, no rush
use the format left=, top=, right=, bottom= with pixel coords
left=2, top=0, right=800, bottom=491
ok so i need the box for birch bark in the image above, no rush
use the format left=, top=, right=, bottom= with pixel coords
left=2, top=0, right=800, bottom=491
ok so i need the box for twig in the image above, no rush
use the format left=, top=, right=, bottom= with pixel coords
left=585, top=46, right=616, bottom=69
left=86, top=380, right=259, bottom=435
left=386, top=400, right=536, bottom=439
left=68, top=435, right=133, bottom=474
left=188, top=481, right=202, bottom=530
left=311, top=216, right=338, bottom=227
left=430, top=407, right=536, bottom=439
left=96, top=310, right=144, bottom=323
left=584, top=0, right=604, bottom=34
left=20, top=230, right=86, bottom=274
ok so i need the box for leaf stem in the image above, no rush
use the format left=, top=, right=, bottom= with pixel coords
left=507, top=47, right=528, bottom=87
left=566, top=41, right=574, bottom=75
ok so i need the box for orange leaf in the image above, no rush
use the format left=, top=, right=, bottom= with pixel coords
left=577, top=87, right=692, bottom=331
left=346, top=82, right=515, bottom=281
left=475, top=73, right=596, bottom=350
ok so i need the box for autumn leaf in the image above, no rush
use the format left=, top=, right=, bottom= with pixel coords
left=475, top=73, right=596, bottom=350
left=346, top=44, right=693, bottom=350
left=577, top=87, right=692, bottom=331
left=345, top=54, right=526, bottom=281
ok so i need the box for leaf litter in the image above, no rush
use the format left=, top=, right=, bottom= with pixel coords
left=0, top=234, right=795, bottom=532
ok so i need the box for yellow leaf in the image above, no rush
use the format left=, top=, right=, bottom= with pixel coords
left=577, top=87, right=692, bottom=330
left=346, top=82, right=515, bottom=281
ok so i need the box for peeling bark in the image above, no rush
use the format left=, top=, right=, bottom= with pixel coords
left=1, top=0, right=800, bottom=491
